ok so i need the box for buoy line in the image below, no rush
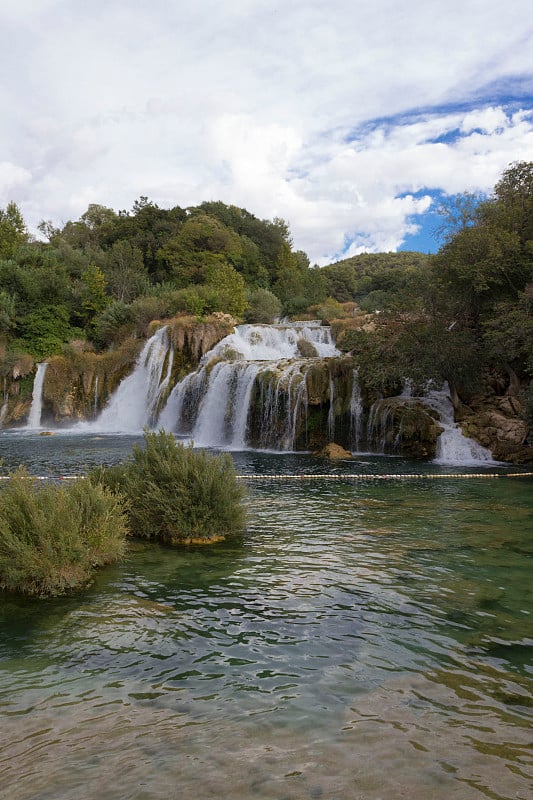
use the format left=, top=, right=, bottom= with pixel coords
left=235, top=472, right=533, bottom=480
left=1, top=472, right=532, bottom=482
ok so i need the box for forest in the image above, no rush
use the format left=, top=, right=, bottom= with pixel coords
left=0, top=161, right=532, bottom=431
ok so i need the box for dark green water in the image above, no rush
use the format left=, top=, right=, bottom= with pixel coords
left=0, top=433, right=532, bottom=799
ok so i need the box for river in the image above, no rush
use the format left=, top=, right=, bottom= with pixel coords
left=0, top=432, right=531, bottom=799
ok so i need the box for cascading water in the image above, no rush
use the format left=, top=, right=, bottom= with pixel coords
left=423, top=383, right=493, bottom=464
left=159, top=323, right=339, bottom=450
left=364, top=380, right=494, bottom=464
left=349, top=370, right=364, bottom=450
left=26, top=363, right=48, bottom=429
left=366, top=397, right=398, bottom=453
left=87, top=323, right=492, bottom=462
left=93, top=375, right=99, bottom=415
left=327, top=370, right=335, bottom=441
left=93, top=326, right=173, bottom=433
left=0, top=378, right=8, bottom=425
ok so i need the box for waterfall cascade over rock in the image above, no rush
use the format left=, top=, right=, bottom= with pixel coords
left=89, top=323, right=496, bottom=462
left=26, top=363, right=48, bottom=430
left=159, top=323, right=340, bottom=450
left=423, top=384, right=493, bottom=464
left=363, top=381, right=494, bottom=464
left=94, top=327, right=174, bottom=433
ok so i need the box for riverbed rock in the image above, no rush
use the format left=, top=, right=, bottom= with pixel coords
left=316, top=443, right=352, bottom=459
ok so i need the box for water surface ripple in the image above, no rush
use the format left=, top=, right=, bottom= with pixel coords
left=0, top=436, right=531, bottom=799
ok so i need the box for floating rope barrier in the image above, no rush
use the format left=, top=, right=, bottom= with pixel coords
left=234, top=472, right=533, bottom=480
left=1, top=472, right=532, bottom=482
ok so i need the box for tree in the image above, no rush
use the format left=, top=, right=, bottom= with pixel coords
left=435, top=162, right=533, bottom=322
left=0, top=201, right=28, bottom=259
left=104, top=240, right=147, bottom=302
left=244, top=288, right=282, bottom=323
left=158, top=213, right=243, bottom=287
left=0, top=290, right=16, bottom=337
left=204, top=261, right=247, bottom=317
left=493, top=161, right=533, bottom=238
left=434, top=192, right=482, bottom=244
left=75, top=264, right=109, bottom=326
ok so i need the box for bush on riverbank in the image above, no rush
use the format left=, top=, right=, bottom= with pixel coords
left=93, top=430, right=246, bottom=544
left=0, top=470, right=128, bottom=597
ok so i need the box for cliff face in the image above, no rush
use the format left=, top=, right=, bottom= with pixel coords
left=458, top=394, right=533, bottom=464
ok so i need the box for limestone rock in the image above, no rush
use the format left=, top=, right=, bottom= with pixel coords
left=315, top=443, right=352, bottom=459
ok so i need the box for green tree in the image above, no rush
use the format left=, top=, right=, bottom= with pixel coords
left=158, top=213, right=243, bottom=287
left=0, top=202, right=28, bottom=259
left=204, top=261, right=247, bottom=317
left=104, top=240, right=147, bottom=302
left=245, top=287, right=282, bottom=323
left=18, top=304, right=78, bottom=358
left=0, top=290, right=16, bottom=337
left=434, top=192, right=482, bottom=243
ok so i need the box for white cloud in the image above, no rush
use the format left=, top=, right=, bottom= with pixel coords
left=1, top=1, right=532, bottom=262
left=0, top=162, right=32, bottom=205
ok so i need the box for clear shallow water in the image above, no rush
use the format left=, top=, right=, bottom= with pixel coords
left=0, top=433, right=532, bottom=800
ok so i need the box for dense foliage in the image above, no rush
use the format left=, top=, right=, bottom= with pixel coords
left=324, top=162, right=533, bottom=403
left=0, top=472, right=128, bottom=597
left=93, top=430, right=246, bottom=544
left=0, top=197, right=328, bottom=367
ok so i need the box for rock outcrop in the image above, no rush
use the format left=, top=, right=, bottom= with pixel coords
left=459, top=394, right=533, bottom=464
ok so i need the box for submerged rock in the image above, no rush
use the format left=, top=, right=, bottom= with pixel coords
left=315, top=443, right=352, bottom=459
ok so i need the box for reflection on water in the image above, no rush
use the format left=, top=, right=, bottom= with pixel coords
left=0, top=434, right=532, bottom=799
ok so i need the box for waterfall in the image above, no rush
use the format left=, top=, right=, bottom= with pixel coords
left=0, top=377, right=8, bottom=425
left=94, top=326, right=173, bottom=432
left=26, top=363, right=48, bottom=429
left=365, top=381, right=494, bottom=463
left=423, top=384, right=493, bottom=465
left=349, top=370, right=363, bottom=449
left=366, top=397, right=397, bottom=452
left=327, top=370, right=335, bottom=441
left=93, top=375, right=99, bottom=415
left=159, top=323, right=339, bottom=450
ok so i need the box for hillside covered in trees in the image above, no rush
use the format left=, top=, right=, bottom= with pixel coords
left=0, top=162, right=532, bottom=456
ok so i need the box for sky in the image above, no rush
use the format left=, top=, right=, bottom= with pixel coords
left=1, top=0, right=532, bottom=265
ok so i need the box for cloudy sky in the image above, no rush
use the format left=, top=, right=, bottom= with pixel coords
left=1, top=0, right=532, bottom=264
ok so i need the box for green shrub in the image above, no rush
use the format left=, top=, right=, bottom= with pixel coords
left=93, top=430, right=246, bottom=544
left=0, top=470, right=128, bottom=597
left=296, top=338, right=318, bottom=358
left=244, top=287, right=282, bottom=323
left=92, top=300, right=133, bottom=347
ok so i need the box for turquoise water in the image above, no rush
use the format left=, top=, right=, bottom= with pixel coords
left=0, top=433, right=532, bottom=799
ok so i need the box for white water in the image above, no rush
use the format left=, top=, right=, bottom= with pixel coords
left=327, top=370, right=335, bottom=441
left=87, top=325, right=495, bottom=463
left=93, top=375, right=99, bottom=415
left=207, top=323, right=339, bottom=361
left=349, top=370, right=364, bottom=448
left=26, top=363, right=48, bottom=429
left=424, top=384, right=494, bottom=465
left=0, top=378, right=8, bottom=425
left=360, top=381, right=495, bottom=464
left=160, top=323, right=339, bottom=449
left=93, top=327, right=173, bottom=433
